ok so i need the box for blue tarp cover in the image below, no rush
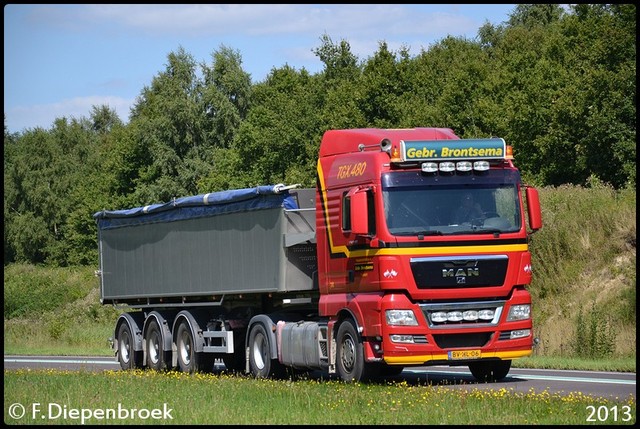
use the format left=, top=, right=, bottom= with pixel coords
left=94, top=184, right=298, bottom=230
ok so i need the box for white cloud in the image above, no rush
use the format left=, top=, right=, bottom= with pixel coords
left=6, top=96, right=133, bottom=133
left=44, top=4, right=478, bottom=40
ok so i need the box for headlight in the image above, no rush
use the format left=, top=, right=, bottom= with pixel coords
left=507, top=304, right=531, bottom=321
left=385, top=310, right=418, bottom=326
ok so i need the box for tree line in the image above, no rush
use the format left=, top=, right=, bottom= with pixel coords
left=3, top=4, right=636, bottom=266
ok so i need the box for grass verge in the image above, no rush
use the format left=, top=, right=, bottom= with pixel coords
left=4, top=369, right=636, bottom=425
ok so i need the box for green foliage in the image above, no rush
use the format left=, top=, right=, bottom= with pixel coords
left=4, top=264, right=94, bottom=319
left=222, top=65, right=323, bottom=188
left=527, top=184, right=635, bottom=358
left=572, top=302, right=616, bottom=359
left=507, top=4, right=565, bottom=27
left=529, top=184, right=635, bottom=297
left=4, top=264, right=119, bottom=355
left=201, top=44, right=252, bottom=148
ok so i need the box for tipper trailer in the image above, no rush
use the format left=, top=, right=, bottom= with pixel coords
left=94, top=127, right=542, bottom=382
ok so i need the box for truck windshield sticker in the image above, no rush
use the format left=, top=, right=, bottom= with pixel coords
left=400, top=138, right=505, bottom=162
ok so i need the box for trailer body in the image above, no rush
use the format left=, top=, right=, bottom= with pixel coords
left=97, top=186, right=317, bottom=301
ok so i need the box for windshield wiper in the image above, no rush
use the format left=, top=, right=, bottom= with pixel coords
left=394, top=230, right=444, bottom=237
left=455, top=227, right=502, bottom=235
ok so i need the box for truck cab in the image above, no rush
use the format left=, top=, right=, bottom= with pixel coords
left=315, top=128, right=542, bottom=381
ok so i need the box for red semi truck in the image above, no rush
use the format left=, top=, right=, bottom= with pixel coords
left=94, top=127, right=542, bottom=382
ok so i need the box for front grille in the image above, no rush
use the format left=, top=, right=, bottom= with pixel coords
left=433, top=332, right=493, bottom=348
left=411, top=255, right=508, bottom=289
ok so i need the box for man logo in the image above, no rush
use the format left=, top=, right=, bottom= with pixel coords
left=442, top=268, right=480, bottom=278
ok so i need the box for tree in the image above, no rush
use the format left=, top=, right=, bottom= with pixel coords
left=200, top=45, right=252, bottom=149
left=124, top=47, right=206, bottom=203
left=507, top=4, right=565, bottom=28
left=220, top=65, right=322, bottom=188
left=312, top=34, right=366, bottom=130
left=313, top=33, right=360, bottom=83
left=358, top=41, right=412, bottom=127
left=90, top=105, right=123, bottom=134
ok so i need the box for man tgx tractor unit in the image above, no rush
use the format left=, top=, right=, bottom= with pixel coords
left=94, top=127, right=543, bottom=382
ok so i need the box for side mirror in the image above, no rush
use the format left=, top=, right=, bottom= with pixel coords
left=525, top=187, right=542, bottom=232
left=349, top=189, right=369, bottom=236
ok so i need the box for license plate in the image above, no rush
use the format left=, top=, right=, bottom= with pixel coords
left=448, top=350, right=481, bottom=360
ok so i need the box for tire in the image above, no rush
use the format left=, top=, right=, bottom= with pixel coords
left=248, top=323, right=271, bottom=378
left=176, top=321, right=197, bottom=373
left=146, top=319, right=167, bottom=371
left=175, top=320, right=214, bottom=373
left=117, top=322, right=141, bottom=370
left=248, top=323, right=285, bottom=378
left=335, top=319, right=378, bottom=382
left=469, top=360, right=512, bottom=382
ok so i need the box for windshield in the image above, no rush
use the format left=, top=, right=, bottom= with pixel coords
left=382, top=171, right=522, bottom=236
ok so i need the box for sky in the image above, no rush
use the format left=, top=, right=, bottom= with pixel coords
left=4, top=4, right=517, bottom=134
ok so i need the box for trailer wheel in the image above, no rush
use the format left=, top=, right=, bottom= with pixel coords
left=469, top=360, right=511, bottom=382
left=117, top=322, right=141, bottom=370
left=176, top=321, right=198, bottom=373
left=146, top=319, right=167, bottom=371
left=336, top=319, right=378, bottom=382
left=175, top=320, right=215, bottom=373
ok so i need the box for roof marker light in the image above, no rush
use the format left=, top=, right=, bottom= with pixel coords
left=473, top=161, right=490, bottom=171
left=421, top=162, right=438, bottom=173
left=439, top=162, right=455, bottom=173
left=456, top=161, right=473, bottom=172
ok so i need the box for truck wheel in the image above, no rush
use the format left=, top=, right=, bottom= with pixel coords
left=248, top=323, right=288, bottom=379
left=146, top=319, right=167, bottom=371
left=336, top=319, right=378, bottom=382
left=117, top=322, right=141, bottom=370
left=469, top=360, right=511, bottom=382
left=248, top=323, right=272, bottom=378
